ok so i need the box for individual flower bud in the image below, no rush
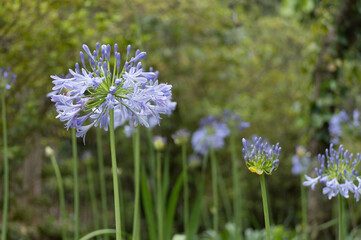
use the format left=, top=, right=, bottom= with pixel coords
left=153, top=136, right=166, bottom=151
left=45, top=146, right=54, bottom=157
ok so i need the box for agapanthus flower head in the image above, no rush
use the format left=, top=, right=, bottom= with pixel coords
left=221, top=109, right=250, bottom=131
left=50, top=43, right=175, bottom=142
left=191, top=116, right=230, bottom=155
left=0, top=67, right=16, bottom=92
left=153, top=136, right=166, bottom=151
left=291, top=146, right=311, bottom=175
left=303, top=144, right=361, bottom=201
left=172, top=129, right=190, bottom=145
left=187, top=154, right=202, bottom=169
left=329, top=110, right=349, bottom=144
left=353, top=109, right=360, bottom=127
left=242, top=137, right=281, bottom=175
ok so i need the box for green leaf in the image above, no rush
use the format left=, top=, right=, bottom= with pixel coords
left=141, top=167, right=157, bottom=240
left=164, top=172, right=184, bottom=240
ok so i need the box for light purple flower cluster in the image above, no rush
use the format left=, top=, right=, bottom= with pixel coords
left=291, top=146, right=311, bottom=175
left=0, top=67, right=16, bottom=91
left=172, top=129, right=190, bottom=145
left=303, top=144, right=361, bottom=201
left=191, top=116, right=230, bottom=155
left=329, top=110, right=349, bottom=144
left=221, top=109, right=250, bottom=131
left=242, top=137, right=281, bottom=175
left=50, top=43, right=176, bottom=142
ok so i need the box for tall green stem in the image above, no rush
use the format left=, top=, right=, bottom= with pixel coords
left=132, top=128, right=141, bottom=240
left=1, top=94, right=8, bottom=240
left=109, top=109, right=122, bottom=240
left=181, top=144, right=189, bottom=238
left=300, top=176, right=307, bottom=240
left=338, top=195, right=343, bottom=240
left=230, top=133, right=242, bottom=239
left=260, top=174, right=271, bottom=240
left=156, top=151, right=163, bottom=240
left=49, top=153, right=67, bottom=240
left=210, top=147, right=218, bottom=239
left=72, top=128, right=79, bottom=240
left=85, top=160, right=100, bottom=240
left=96, top=128, right=109, bottom=240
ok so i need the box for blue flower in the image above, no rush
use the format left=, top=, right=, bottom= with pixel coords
left=191, top=116, right=230, bottom=155
left=303, top=144, right=361, bottom=201
left=50, top=43, right=176, bottom=142
left=221, top=110, right=250, bottom=131
left=329, top=110, right=348, bottom=144
left=303, top=175, right=320, bottom=190
left=0, top=67, right=16, bottom=92
left=291, top=146, right=311, bottom=175
left=242, top=137, right=281, bottom=175
left=172, top=129, right=190, bottom=145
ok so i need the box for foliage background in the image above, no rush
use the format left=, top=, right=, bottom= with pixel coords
left=1, top=0, right=361, bottom=239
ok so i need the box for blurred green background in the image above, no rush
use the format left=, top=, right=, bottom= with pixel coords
left=1, top=0, right=361, bottom=239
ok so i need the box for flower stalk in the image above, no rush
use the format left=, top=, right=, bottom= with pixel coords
left=96, top=128, right=109, bottom=240
left=1, top=93, right=9, bottom=240
left=109, top=109, right=122, bottom=240
left=339, top=195, right=343, bottom=240
left=210, top=146, right=219, bottom=238
left=230, top=132, right=242, bottom=239
left=301, top=175, right=307, bottom=240
left=156, top=150, right=163, bottom=240
left=132, top=127, right=141, bottom=240
left=181, top=143, right=189, bottom=239
left=260, top=174, right=271, bottom=240
left=72, top=128, right=79, bottom=240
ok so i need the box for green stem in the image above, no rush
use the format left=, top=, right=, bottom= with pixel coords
left=72, top=128, right=79, bottom=240
left=86, top=160, right=100, bottom=240
left=96, top=128, right=109, bottom=240
left=132, top=128, right=141, bottom=240
left=1, top=94, right=8, bottom=240
left=181, top=144, right=189, bottom=238
left=210, top=147, right=218, bottom=239
left=109, top=109, right=122, bottom=240
left=339, top=195, right=343, bottom=240
left=79, top=229, right=116, bottom=240
left=156, top=151, right=163, bottom=240
left=230, top=133, right=242, bottom=239
left=200, top=154, right=212, bottom=231
left=50, top=153, right=67, bottom=240
left=260, top=174, right=271, bottom=240
left=300, top=176, right=307, bottom=240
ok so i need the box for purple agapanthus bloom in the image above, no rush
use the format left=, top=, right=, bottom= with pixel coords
left=221, top=110, right=250, bottom=131
left=242, top=137, right=281, bottom=175
left=291, top=146, right=311, bottom=175
left=50, top=43, right=176, bottom=142
left=0, top=67, right=17, bottom=92
left=329, top=110, right=349, bottom=144
left=191, top=116, right=230, bottom=155
left=303, top=144, right=361, bottom=200
left=352, top=109, right=360, bottom=128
